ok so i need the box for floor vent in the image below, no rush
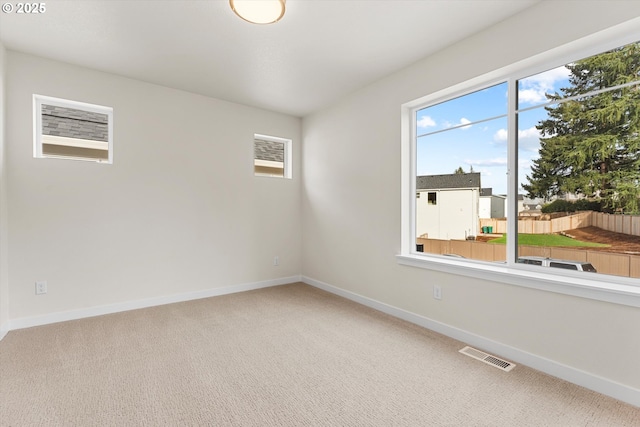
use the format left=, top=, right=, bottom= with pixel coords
left=459, top=346, right=515, bottom=372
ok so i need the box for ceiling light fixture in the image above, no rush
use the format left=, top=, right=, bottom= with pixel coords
left=230, top=0, right=286, bottom=25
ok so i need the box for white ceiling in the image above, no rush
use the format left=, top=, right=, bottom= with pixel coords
left=0, top=0, right=539, bottom=117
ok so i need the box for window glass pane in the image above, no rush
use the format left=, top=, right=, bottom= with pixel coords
left=518, top=41, right=640, bottom=278
left=40, top=103, right=110, bottom=161
left=518, top=42, right=640, bottom=110
left=518, top=66, right=570, bottom=110
left=410, top=39, right=640, bottom=282
left=417, top=83, right=507, bottom=136
left=416, top=108, right=507, bottom=262
left=254, top=137, right=285, bottom=177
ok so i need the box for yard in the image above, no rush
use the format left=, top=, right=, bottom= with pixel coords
left=487, top=233, right=609, bottom=248
left=484, top=226, right=640, bottom=253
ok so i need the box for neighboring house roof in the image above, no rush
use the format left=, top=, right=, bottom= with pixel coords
left=417, top=172, right=481, bottom=190
left=254, top=138, right=284, bottom=162
left=41, top=104, right=108, bottom=142
left=481, top=188, right=508, bottom=199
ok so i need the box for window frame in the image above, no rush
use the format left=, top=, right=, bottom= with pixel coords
left=398, top=20, right=640, bottom=308
left=33, top=94, right=114, bottom=164
left=253, top=133, right=292, bottom=179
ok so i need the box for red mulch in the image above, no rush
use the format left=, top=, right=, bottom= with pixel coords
left=562, top=226, right=640, bottom=253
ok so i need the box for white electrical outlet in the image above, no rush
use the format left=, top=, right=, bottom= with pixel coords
left=433, top=285, right=442, bottom=300
left=273, top=256, right=279, bottom=266
left=35, top=281, right=47, bottom=295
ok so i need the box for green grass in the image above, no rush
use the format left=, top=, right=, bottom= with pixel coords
left=488, top=233, right=610, bottom=248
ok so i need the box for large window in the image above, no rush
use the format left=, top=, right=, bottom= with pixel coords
left=34, top=95, right=113, bottom=163
left=400, top=33, right=640, bottom=305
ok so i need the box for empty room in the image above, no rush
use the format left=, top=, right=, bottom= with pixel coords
left=1, top=1, right=640, bottom=425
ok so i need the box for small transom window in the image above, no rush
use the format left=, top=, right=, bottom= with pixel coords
left=254, top=134, right=291, bottom=179
left=34, top=95, right=113, bottom=163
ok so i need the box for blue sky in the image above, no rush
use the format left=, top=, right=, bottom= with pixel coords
left=416, top=66, right=570, bottom=195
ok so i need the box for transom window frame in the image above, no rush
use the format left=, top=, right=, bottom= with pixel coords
left=398, top=20, right=640, bottom=308
left=33, top=94, right=114, bottom=164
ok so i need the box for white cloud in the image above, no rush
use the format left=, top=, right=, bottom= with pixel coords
left=466, top=158, right=507, bottom=167
left=492, top=126, right=540, bottom=145
left=518, top=65, right=570, bottom=106
left=518, top=88, right=547, bottom=104
left=417, top=115, right=436, bottom=128
left=519, top=126, right=541, bottom=152
left=519, top=126, right=540, bottom=139
left=443, top=117, right=472, bottom=130
left=494, top=128, right=508, bottom=142
left=519, top=159, right=532, bottom=170
left=529, top=66, right=571, bottom=87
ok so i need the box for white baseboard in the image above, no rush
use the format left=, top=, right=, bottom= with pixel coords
left=7, top=275, right=302, bottom=332
left=302, top=275, right=640, bottom=408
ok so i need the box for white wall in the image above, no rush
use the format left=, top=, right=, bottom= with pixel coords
left=479, top=197, right=491, bottom=220
left=417, top=189, right=477, bottom=239
left=480, top=196, right=505, bottom=220
left=0, top=42, right=8, bottom=337
left=416, top=191, right=438, bottom=239
left=302, top=0, right=640, bottom=398
left=6, top=52, right=301, bottom=321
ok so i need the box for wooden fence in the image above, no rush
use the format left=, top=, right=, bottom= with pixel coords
left=592, top=212, right=640, bottom=237
left=479, top=211, right=640, bottom=236
left=416, top=237, right=640, bottom=278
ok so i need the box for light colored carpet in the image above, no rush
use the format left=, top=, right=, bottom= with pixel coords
left=1, top=282, right=638, bottom=426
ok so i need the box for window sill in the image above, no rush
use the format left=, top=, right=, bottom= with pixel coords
left=396, top=254, right=640, bottom=308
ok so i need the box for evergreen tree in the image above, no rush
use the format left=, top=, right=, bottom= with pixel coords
left=454, top=166, right=475, bottom=174
left=523, top=42, right=640, bottom=213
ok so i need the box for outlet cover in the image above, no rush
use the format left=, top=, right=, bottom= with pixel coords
left=433, top=285, right=442, bottom=300
left=35, top=281, right=47, bottom=295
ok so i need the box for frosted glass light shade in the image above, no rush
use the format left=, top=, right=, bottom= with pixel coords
left=230, top=0, right=286, bottom=24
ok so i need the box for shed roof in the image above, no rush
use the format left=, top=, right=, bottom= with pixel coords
left=480, top=187, right=492, bottom=196
left=254, top=138, right=284, bottom=162
left=41, top=104, right=108, bottom=142
left=417, top=173, right=481, bottom=190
